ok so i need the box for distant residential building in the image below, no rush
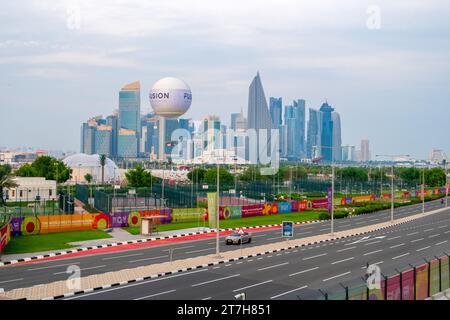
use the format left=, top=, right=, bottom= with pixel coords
left=319, top=101, right=334, bottom=162
left=306, top=108, right=322, bottom=159
left=4, top=177, right=57, bottom=202
left=360, top=139, right=371, bottom=162
left=117, top=128, right=138, bottom=158
left=247, top=72, right=275, bottom=162
left=269, top=97, right=282, bottom=129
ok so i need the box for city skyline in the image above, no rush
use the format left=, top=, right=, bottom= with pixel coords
left=1, top=1, right=450, bottom=159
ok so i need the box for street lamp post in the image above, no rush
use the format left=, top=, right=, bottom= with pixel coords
left=422, top=166, right=425, bottom=214
left=376, top=154, right=410, bottom=223
left=331, top=163, right=335, bottom=236
left=445, top=160, right=449, bottom=208
left=216, top=162, right=221, bottom=258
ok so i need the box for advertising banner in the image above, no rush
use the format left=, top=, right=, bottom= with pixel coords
left=401, top=269, right=415, bottom=300
left=9, top=217, right=24, bottom=236
left=430, top=259, right=440, bottom=296
left=402, top=192, right=410, bottom=198
left=207, top=192, right=218, bottom=229
left=327, top=187, right=332, bottom=213
left=219, top=207, right=232, bottom=220
left=230, top=205, right=242, bottom=219
left=348, top=285, right=367, bottom=300
left=298, top=200, right=307, bottom=211
left=109, top=211, right=130, bottom=228
left=440, top=256, right=450, bottom=291
left=290, top=200, right=298, bottom=212
left=282, top=221, right=293, bottom=237
left=0, top=223, right=10, bottom=255
left=386, top=274, right=401, bottom=300
left=278, top=202, right=292, bottom=213
left=352, top=195, right=375, bottom=203
left=309, top=199, right=328, bottom=209
left=415, top=263, right=429, bottom=300
left=38, top=213, right=109, bottom=233
left=340, top=197, right=353, bottom=205
left=241, top=204, right=264, bottom=218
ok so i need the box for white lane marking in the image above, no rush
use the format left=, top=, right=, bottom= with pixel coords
left=27, top=262, right=80, bottom=271
left=428, top=234, right=440, bottom=238
left=257, top=262, right=289, bottom=271
left=161, top=245, right=195, bottom=252
left=337, top=246, right=356, bottom=253
left=102, top=253, right=143, bottom=260
left=129, top=255, right=168, bottom=263
left=289, top=267, right=319, bottom=277
left=266, top=237, right=282, bottom=241
left=53, top=265, right=106, bottom=275
left=369, top=219, right=379, bottom=222
left=134, top=289, right=176, bottom=300
left=297, top=231, right=312, bottom=235
left=270, top=285, right=308, bottom=299
left=0, top=278, right=24, bottom=284
left=64, top=269, right=209, bottom=299
left=233, top=280, right=273, bottom=292
left=191, top=274, right=241, bottom=287
left=445, top=231, right=450, bottom=234
left=355, top=221, right=365, bottom=225
left=212, top=266, right=220, bottom=269
left=319, top=228, right=330, bottom=231
left=323, top=271, right=351, bottom=282
left=387, top=236, right=401, bottom=241
left=363, top=250, right=382, bottom=256
left=185, top=248, right=214, bottom=254
left=411, top=238, right=424, bottom=243
left=435, top=240, right=448, bottom=246
left=302, top=253, right=327, bottom=261
left=248, top=259, right=254, bottom=262
left=364, top=240, right=382, bottom=246
left=423, top=228, right=434, bottom=232
left=437, top=225, right=448, bottom=229
left=407, top=232, right=419, bottom=236
left=392, top=253, right=410, bottom=260
left=257, top=258, right=263, bottom=260
left=331, top=257, right=355, bottom=265
left=202, top=297, right=212, bottom=300
left=416, top=246, right=431, bottom=252
left=389, top=243, right=405, bottom=249
left=252, top=234, right=267, bottom=238
left=236, top=262, right=243, bottom=265
left=225, top=264, right=232, bottom=267
left=339, top=224, right=352, bottom=228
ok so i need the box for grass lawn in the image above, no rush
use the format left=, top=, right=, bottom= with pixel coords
left=3, top=230, right=112, bottom=255
left=123, top=211, right=322, bottom=235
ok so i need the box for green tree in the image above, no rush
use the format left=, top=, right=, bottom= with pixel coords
left=425, top=168, right=446, bottom=187
left=15, top=156, right=71, bottom=183
left=99, top=154, right=106, bottom=185
left=0, top=164, right=18, bottom=204
left=125, top=165, right=152, bottom=187
left=187, top=168, right=206, bottom=183
left=337, top=167, right=368, bottom=182
left=398, top=167, right=420, bottom=184
left=204, top=167, right=234, bottom=185
left=84, top=173, right=93, bottom=184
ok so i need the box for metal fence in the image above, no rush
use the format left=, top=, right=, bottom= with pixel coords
left=297, top=254, right=450, bottom=300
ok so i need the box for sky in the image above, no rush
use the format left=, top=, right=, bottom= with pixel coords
left=0, top=0, right=449, bottom=159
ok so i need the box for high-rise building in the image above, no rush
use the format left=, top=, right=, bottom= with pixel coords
left=360, top=139, right=371, bottom=162
left=106, top=113, right=118, bottom=158
left=247, top=72, right=275, bottom=162
left=117, top=128, right=138, bottom=158
left=332, top=111, right=342, bottom=162
left=319, top=101, right=334, bottom=162
left=341, top=145, right=356, bottom=162
left=80, top=122, right=95, bottom=154
left=230, top=113, right=239, bottom=131
left=94, top=125, right=112, bottom=157
left=202, top=115, right=221, bottom=151
left=284, top=105, right=295, bottom=158
left=306, top=108, right=322, bottom=159
left=269, top=97, right=282, bottom=129
left=293, top=99, right=306, bottom=159
left=119, top=81, right=140, bottom=153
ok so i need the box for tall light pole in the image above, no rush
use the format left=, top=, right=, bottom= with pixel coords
left=445, top=160, right=448, bottom=208
left=422, top=166, right=425, bottom=214
left=216, top=161, right=221, bottom=258
left=331, top=163, right=335, bottom=235
left=376, top=154, right=409, bottom=223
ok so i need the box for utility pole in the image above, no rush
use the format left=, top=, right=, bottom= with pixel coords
left=422, top=167, right=425, bottom=214
left=331, top=163, right=335, bottom=236
left=216, top=162, right=221, bottom=258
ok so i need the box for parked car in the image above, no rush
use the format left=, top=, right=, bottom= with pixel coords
left=225, top=232, right=252, bottom=245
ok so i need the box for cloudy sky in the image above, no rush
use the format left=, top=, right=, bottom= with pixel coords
left=1, top=0, right=449, bottom=159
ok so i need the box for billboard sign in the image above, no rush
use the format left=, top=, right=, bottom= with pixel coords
left=282, top=221, right=293, bottom=237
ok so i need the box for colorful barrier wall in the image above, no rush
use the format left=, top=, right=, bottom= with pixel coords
left=0, top=223, right=11, bottom=256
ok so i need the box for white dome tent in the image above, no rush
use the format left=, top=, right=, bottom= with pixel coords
left=63, top=153, right=120, bottom=184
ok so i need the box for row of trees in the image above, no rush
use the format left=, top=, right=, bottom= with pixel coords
left=15, top=156, right=72, bottom=183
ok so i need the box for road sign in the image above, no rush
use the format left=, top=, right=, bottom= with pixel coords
left=237, top=228, right=245, bottom=235
left=282, top=221, right=293, bottom=237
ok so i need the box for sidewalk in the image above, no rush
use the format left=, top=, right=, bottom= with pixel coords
left=0, top=227, right=213, bottom=262
left=2, top=206, right=446, bottom=300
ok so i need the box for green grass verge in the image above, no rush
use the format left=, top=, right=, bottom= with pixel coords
left=2, top=230, right=112, bottom=255
left=123, top=211, right=322, bottom=235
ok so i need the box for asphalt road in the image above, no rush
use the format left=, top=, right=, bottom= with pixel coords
left=64, top=209, right=450, bottom=300
left=0, top=198, right=448, bottom=294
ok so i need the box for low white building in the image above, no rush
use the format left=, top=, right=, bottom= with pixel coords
left=4, top=177, right=57, bottom=202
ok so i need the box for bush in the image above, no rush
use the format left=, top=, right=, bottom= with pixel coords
left=318, top=212, right=330, bottom=220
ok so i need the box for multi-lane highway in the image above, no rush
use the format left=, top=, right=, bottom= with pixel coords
left=0, top=198, right=448, bottom=298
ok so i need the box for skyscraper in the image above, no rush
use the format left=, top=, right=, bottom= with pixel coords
left=319, top=101, right=334, bottom=162
left=293, top=99, right=306, bottom=159
left=247, top=72, right=275, bottom=162
left=332, top=111, right=342, bottom=162
left=306, top=108, right=321, bottom=159
left=119, top=81, right=140, bottom=154
left=269, top=97, right=282, bottom=129
left=94, top=125, right=112, bottom=157
left=360, top=139, right=371, bottom=162
left=117, top=128, right=138, bottom=158
left=284, top=105, right=296, bottom=158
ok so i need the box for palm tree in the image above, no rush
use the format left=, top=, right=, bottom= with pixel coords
left=99, top=154, right=106, bottom=185
left=0, top=165, right=18, bottom=205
